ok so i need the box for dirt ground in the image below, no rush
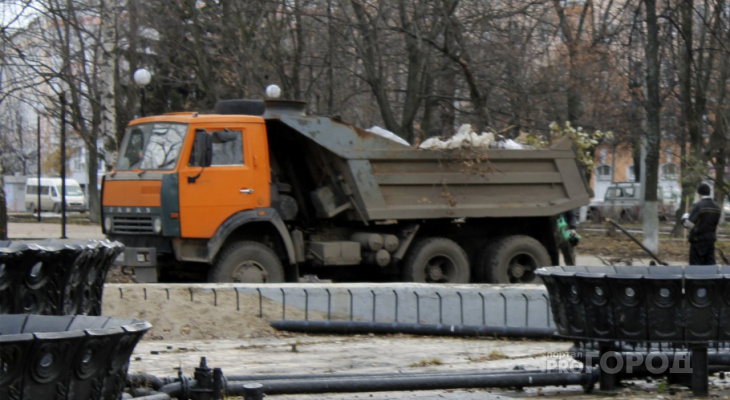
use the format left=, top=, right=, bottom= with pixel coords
left=8, top=218, right=730, bottom=399
left=574, top=222, right=730, bottom=264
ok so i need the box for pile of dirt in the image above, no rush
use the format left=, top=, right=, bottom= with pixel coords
left=102, top=286, right=315, bottom=341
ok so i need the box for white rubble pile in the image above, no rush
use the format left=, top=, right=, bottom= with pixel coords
left=491, top=138, right=526, bottom=149
left=367, top=124, right=529, bottom=150
left=418, top=124, right=525, bottom=150
left=366, top=126, right=410, bottom=146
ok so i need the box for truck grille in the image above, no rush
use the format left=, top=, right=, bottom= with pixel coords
left=112, top=215, right=154, bottom=234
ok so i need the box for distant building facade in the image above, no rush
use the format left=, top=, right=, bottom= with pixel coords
left=590, top=141, right=682, bottom=210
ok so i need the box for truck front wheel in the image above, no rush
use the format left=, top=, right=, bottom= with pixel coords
left=478, top=235, right=550, bottom=284
left=402, top=238, right=470, bottom=283
left=210, top=241, right=285, bottom=283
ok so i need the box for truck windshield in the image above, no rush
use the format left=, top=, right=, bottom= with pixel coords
left=116, top=123, right=188, bottom=171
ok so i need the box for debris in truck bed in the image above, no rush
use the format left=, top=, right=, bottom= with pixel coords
left=366, top=125, right=410, bottom=146
left=419, top=124, right=496, bottom=149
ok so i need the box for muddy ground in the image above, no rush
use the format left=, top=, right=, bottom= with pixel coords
left=578, top=221, right=730, bottom=263
left=7, top=218, right=730, bottom=399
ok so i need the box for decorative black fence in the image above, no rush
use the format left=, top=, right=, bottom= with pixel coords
left=0, top=314, right=150, bottom=400
left=0, top=239, right=124, bottom=316
left=537, top=265, right=730, bottom=343
left=537, top=265, right=730, bottom=396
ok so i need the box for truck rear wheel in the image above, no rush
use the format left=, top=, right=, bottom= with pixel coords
left=210, top=241, right=285, bottom=283
left=402, top=238, right=470, bottom=283
left=479, top=235, right=549, bottom=284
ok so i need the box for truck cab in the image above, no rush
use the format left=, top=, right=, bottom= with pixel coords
left=103, top=111, right=273, bottom=282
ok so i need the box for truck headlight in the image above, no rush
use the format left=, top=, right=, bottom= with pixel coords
left=104, top=216, right=112, bottom=232
left=153, top=217, right=162, bottom=234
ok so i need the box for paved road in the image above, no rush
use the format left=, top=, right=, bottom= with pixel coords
left=7, top=221, right=103, bottom=240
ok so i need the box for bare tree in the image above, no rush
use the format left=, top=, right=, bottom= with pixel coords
left=641, top=0, right=661, bottom=253
left=14, top=0, right=124, bottom=222
left=0, top=0, right=40, bottom=237
left=0, top=105, right=35, bottom=175
left=662, top=0, right=729, bottom=235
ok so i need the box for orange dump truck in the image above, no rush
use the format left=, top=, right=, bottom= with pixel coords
left=102, top=99, right=589, bottom=283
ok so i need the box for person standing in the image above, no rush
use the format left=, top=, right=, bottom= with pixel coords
left=558, top=209, right=579, bottom=266
left=682, top=183, right=722, bottom=265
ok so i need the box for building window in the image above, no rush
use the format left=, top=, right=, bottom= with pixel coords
left=626, top=165, right=635, bottom=182
left=595, top=164, right=612, bottom=181
left=661, top=163, right=679, bottom=181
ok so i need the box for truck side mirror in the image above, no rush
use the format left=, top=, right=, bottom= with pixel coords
left=189, top=129, right=212, bottom=167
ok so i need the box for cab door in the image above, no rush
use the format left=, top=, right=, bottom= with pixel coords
left=178, top=123, right=270, bottom=238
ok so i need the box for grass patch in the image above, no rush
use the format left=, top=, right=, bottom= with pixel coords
left=466, top=350, right=509, bottom=363
left=409, top=358, right=443, bottom=367
left=487, top=350, right=508, bottom=360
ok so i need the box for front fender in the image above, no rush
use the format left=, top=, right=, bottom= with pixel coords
left=206, top=208, right=296, bottom=265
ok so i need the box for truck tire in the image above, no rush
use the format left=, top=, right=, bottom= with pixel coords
left=402, top=238, right=470, bottom=283
left=210, top=241, right=285, bottom=283
left=26, top=203, right=35, bottom=213
left=479, top=235, right=550, bottom=284
left=52, top=203, right=60, bottom=213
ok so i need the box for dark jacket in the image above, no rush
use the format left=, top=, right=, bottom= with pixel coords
left=688, top=197, right=721, bottom=243
left=562, top=209, right=577, bottom=230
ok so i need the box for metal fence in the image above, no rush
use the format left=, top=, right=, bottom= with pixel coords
left=0, top=239, right=124, bottom=316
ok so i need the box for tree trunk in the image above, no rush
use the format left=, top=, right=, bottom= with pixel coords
left=710, top=4, right=730, bottom=205
left=0, top=163, right=7, bottom=240
left=677, top=0, right=704, bottom=196
left=349, top=0, right=400, bottom=134
left=641, top=0, right=661, bottom=254
left=551, top=0, right=593, bottom=124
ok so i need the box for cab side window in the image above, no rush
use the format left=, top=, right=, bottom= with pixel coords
left=210, top=129, right=243, bottom=166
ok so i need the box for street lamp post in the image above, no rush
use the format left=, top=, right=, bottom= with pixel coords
left=133, top=68, right=152, bottom=116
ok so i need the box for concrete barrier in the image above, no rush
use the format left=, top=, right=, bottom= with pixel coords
left=104, top=283, right=553, bottom=329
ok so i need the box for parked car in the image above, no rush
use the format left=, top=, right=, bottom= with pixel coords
left=587, top=182, right=671, bottom=223
left=24, top=177, right=87, bottom=213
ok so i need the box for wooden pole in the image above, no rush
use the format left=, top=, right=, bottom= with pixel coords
left=607, top=218, right=668, bottom=265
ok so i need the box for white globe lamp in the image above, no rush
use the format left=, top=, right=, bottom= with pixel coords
left=133, top=68, right=152, bottom=116
left=266, top=84, right=281, bottom=99
left=133, top=68, right=152, bottom=87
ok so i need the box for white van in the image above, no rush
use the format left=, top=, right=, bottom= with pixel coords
left=24, top=177, right=87, bottom=213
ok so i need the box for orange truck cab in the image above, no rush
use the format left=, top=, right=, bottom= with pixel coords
left=103, top=97, right=589, bottom=284
left=103, top=101, right=280, bottom=282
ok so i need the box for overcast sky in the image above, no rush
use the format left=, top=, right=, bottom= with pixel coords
left=1, top=1, right=35, bottom=29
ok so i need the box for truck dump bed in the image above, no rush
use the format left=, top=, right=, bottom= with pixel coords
left=265, top=103, right=589, bottom=222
